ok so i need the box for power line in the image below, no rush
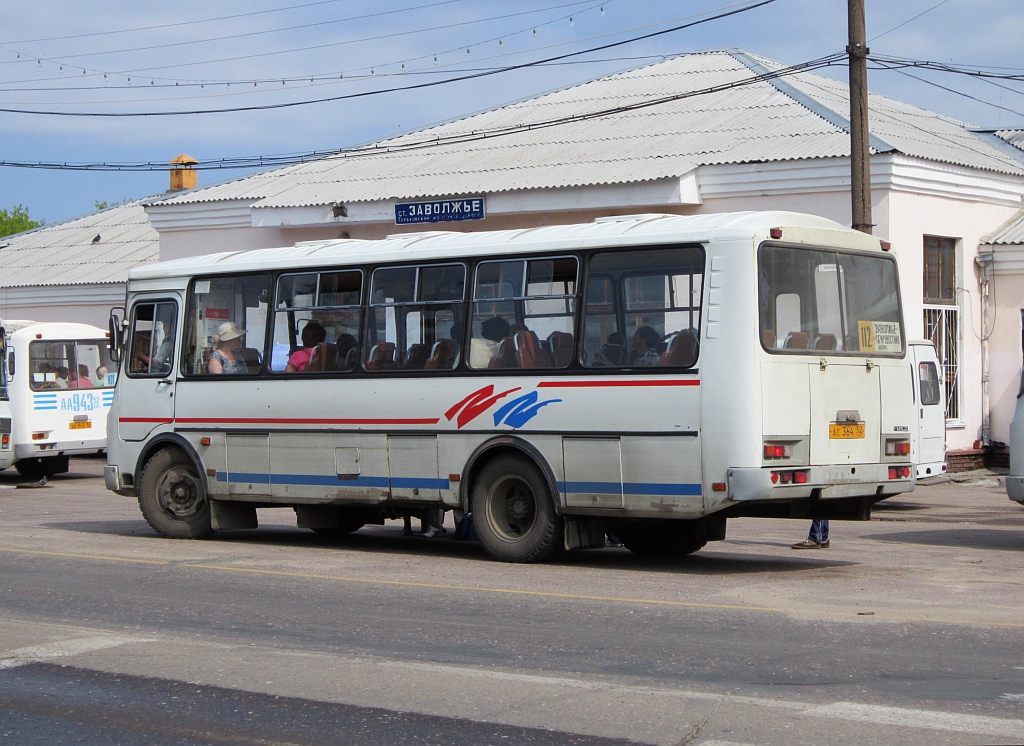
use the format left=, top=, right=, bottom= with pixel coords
left=0, top=0, right=423, bottom=44
left=0, top=51, right=844, bottom=172
left=0, top=0, right=778, bottom=117
left=1, top=0, right=592, bottom=67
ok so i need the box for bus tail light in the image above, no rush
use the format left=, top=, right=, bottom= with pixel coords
left=888, top=466, right=911, bottom=480
left=1, top=434, right=8, bottom=448
left=763, top=443, right=791, bottom=459
left=885, top=439, right=911, bottom=456
left=32, top=432, right=49, bottom=441
left=771, top=469, right=809, bottom=485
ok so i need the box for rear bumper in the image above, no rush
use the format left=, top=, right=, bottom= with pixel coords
left=15, top=439, right=105, bottom=460
left=728, top=463, right=915, bottom=502
left=1007, top=476, right=1024, bottom=505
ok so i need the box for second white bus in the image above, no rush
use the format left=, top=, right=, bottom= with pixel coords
left=3, top=320, right=116, bottom=478
left=105, top=212, right=916, bottom=561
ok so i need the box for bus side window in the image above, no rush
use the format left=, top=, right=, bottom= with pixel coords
left=581, top=247, right=704, bottom=370
left=128, top=301, right=178, bottom=377
left=919, top=362, right=941, bottom=406
left=185, top=275, right=270, bottom=376
left=367, top=264, right=465, bottom=373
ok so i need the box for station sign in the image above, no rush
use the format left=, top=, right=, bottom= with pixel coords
left=395, top=197, right=485, bottom=225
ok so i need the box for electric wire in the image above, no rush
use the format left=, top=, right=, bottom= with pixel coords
left=0, top=0, right=778, bottom=117
left=0, top=51, right=843, bottom=171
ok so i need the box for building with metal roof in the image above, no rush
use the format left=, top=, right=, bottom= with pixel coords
left=140, top=49, right=1024, bottom=455
left=10, top=48, right=1024, bottom=455
left=0, top=199, right=159, bottom=326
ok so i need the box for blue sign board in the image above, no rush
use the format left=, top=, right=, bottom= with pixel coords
left=395, top=197, right=485, bottom=225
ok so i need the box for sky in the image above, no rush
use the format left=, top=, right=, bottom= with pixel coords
left=1, top=0, right=1022, bottom=226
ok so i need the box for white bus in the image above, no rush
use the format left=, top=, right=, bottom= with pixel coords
left=1007, top=322, right=1024, bottom=507
left=105, top=212, right=916, bottom=561
left=0, top=322, right=12, bottom=470
left=2, top=320, right=116, bottom=478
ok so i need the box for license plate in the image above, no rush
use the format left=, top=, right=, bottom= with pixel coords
left=68, top=421, right=92, bottom=430
left=829, top=423, right=865, bottom=439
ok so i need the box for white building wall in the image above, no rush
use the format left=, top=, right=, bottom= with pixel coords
left=886, top=191, right=1021, bottom=450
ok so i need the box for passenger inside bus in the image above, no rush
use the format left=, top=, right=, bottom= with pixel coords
left=285, top=321, right=326, bottom=373
left=629, top=326, right=663, bottom=367
left=594, top=332, right=627, bottom=366
left=69, top=364, right=93, bottom=388
left=470, top=316, right=510, bottom=368
left=207, top=322, right=248, bottom=374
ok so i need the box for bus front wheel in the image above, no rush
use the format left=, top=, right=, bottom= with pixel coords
left=471, top=454, right=563, bottom=563
left=138, top=448, right=213, bottom=539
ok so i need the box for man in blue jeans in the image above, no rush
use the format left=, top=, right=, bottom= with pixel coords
left=792, top=519, right=829, bottom=549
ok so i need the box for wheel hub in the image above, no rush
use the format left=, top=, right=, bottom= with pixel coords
left=160, top=471, right=203, bottom=516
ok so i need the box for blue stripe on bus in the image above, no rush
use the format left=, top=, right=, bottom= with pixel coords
left=217, top=472, right=450, bottom=490
left=33, top=395, right=57, bottom=410
left=560, top=480, right=702, bottom=496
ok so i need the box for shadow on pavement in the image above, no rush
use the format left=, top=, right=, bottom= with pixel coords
left=43, top=518, right=857, bottom=574
left=865, top=527, right=1024, bottom=551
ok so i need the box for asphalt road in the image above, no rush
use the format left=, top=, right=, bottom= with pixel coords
left=1, top=457, right=1023, bottom=745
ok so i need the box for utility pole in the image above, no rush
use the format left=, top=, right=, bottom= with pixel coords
left=848, top=0, right=872, bottom=234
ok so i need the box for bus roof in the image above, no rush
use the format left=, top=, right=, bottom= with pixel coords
left=6, top=321, right=108, bottom=340
left=130, top=211, right=888, bottom=281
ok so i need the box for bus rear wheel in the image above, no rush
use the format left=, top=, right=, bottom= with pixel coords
left=471, top=454, right=563, bottom=563
left=618, top=520, right=707, bottom=557
left=15, top=455, right=69, bottom=479
left=138, top=448, right=213, bottom=539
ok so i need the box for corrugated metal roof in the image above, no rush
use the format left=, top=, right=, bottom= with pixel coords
left=985, top=208, right=1024, bottom=245
left=995, top=130, right=1024, bottom=151
left=153, top=50, right=1024, bottom=211
left=0, top=200, right=159, bottom=288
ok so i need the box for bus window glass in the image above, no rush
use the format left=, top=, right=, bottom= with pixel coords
left=582, top=247, right=704, bottom=369
left=919, top=362, right=941, bottom=406
left=30, top=339, right=116, bottom=390
left=759, top=246, right=903, bottom=355
left=470, top=257, right=578, bottom=370
left=185, top=275, right=270, bottom=375
left=367, top=264, right=465, bottom=372
left=271, top=270, right=362, bottom=373
left=128, top=301, right=176, bottom=377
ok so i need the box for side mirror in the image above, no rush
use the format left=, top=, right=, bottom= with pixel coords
left=108, top=308, right=124, bottom=363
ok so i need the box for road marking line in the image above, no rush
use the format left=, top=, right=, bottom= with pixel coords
left=807, top=702, right=1024, bottom=739
left=0, top=635, right=149, bottom=670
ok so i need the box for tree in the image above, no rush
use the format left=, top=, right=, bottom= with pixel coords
left=94, top=198, right=132, bottom=211
left=0, top=205, right=43, bottom=238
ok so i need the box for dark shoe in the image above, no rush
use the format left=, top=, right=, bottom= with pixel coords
left=819, top=540, right=830, bottom=548
left=791, top=539, right=822, bottom=549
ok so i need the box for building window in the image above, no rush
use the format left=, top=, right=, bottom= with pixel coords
left=923, top=236, right=956, bottom=305
left=924, top=305, right=960, bottom=424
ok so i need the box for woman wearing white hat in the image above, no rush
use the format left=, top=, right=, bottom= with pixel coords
left=207, top=321, right=248, bottom=374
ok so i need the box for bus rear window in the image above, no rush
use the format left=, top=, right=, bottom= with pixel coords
left=29, top=340, right=116, bottom=390
left=759, top=245, right=903, bottom=356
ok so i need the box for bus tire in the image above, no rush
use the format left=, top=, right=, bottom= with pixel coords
left=471, top=454, right=563, bottom=563
left=137, top=448, right=213, bottom=539
left=619, top=520, right=707, bottom=557
left=15, top=455, right=69, bottom=479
